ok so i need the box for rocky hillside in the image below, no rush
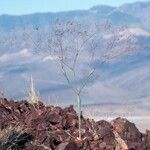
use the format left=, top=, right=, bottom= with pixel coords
left=0, top=97, right=150, bottom=150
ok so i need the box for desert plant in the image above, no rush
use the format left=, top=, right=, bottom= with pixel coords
left=46, top=21, right=99, bottom=140
left=28, top=76, right=39, bottom=109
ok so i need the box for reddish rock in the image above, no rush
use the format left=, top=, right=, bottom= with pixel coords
left=0, top=98, right=150, bottom=150
left=64, top=141, right=79, bottom=150
left=56, top=142, right=69, bottom=150
left=112, top=118, right=142, bottom=141
left=112, top=117, right=143, bottom=149
left=46, top=113, right=62, bottom=125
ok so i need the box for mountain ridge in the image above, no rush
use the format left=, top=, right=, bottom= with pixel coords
left=0, top=1, right=149, bottom=31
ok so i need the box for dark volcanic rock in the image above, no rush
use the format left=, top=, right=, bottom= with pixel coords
left=46, top=113, right=62, bottom=125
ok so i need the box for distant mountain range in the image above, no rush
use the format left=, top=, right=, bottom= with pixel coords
left=0, top=1, right=149, bottom=114
left=0, top=1, right=150, bottom=31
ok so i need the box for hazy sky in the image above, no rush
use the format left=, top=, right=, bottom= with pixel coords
left=0, top=0, right=148, bottom=15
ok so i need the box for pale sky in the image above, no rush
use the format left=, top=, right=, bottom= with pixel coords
left=0, top=0, right=148, bottom=15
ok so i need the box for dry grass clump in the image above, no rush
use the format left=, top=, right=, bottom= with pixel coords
left=28, top=76, right=39, bottom=109
left=0, top=126, right=33, bottom=150
left=0, top=90, right=5, bottom=105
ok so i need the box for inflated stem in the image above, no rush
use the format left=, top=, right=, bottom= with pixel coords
left=77, top=93, right=81, bottom=140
